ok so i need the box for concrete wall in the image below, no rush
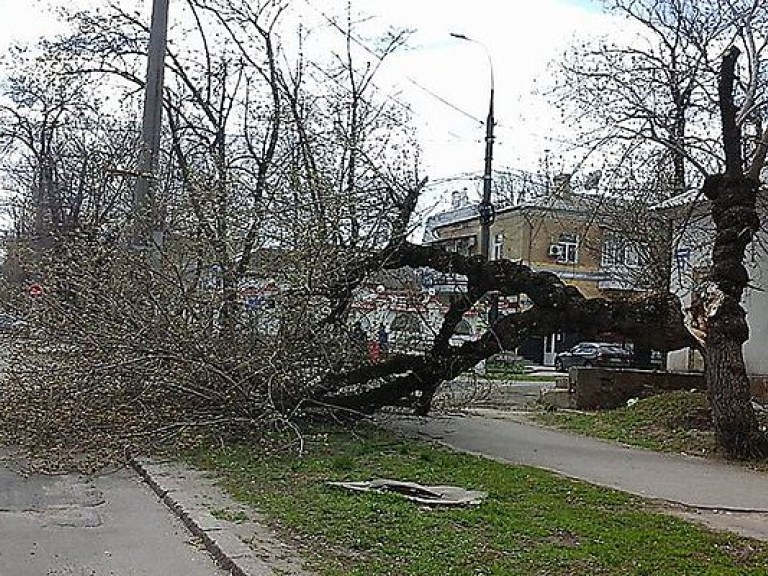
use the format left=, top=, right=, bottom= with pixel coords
left=540, top=368, right=768, bottom=410
left=667, top=349, right=705, bottom=372
left=571, top=367, right=705, bottom=410
left=742, top=255, right=768, bottom=375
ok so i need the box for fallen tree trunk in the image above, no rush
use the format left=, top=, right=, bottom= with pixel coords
left=316, top=241, right=695, bottom=415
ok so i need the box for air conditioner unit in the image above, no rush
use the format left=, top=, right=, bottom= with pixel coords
left=548, top=244, right=563, bottom=257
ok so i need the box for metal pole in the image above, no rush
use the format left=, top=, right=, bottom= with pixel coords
left=451, top=33, right=498, bottom=325
left=480, top=86, right=495, bottom=260
left=133, top=0, right=170, bottom=250
left=450, top=33, right=495, bottom=260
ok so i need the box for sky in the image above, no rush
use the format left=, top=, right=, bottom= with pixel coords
left=295, top=0, right=621, bottom=203
left=0, top=0, right=624, bottom=209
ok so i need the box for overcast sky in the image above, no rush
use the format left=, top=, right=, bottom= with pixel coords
left=303, top=1, right=621, bottom=193
left=0, top=0, right=623, bottom=207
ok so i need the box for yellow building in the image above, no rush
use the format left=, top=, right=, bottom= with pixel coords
left=423, top=177, right=654, bottom=364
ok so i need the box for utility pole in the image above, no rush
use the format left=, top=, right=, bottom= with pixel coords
left=451, top=32, right=498, bottom=323
left=133, top=0, right=170, bottom=250
left=450, top=33, right=496, bottom=259
left=480, top=85, right=495, bottom=260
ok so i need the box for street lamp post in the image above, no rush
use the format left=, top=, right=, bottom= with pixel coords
left=451, top=33, right=499, bottom=325
left=450, top=33, right=495, bottom=261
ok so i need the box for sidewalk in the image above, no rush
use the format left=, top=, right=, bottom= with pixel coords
left=130, top=458, right=314, bottom=576
left=525, top=364, right=559, bottom=377
left=130, top=405, right=768, bottom=573
left=382, top=408, right=768, bottom=541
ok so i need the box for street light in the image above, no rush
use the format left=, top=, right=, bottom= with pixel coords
left=451, top=32, right=499, bottom=325
left=450, top=32, right=495, bottom=261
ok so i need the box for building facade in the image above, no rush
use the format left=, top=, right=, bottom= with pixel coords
left=423, top=176, right=655, bottom=365
left=659, top=191, right=768, bottom=381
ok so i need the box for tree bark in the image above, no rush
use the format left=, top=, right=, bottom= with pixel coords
left=317, top=244, right=695, bottom=415
left=705, top=303, right=767, bottom=458
left=701, top=45, right=768, bottom=459
left=702, top=175, right=768, bottom=459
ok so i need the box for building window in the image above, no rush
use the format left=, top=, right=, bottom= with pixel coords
left=556, top=233, right=578, bottom=264
left=493, top=233, right=504, bottom=260
left=624, top=244, right=641, bottom=266
left=601, top=234, right=647, bottom=268
left=446, top=236, right=476, bottom=256
left=601, top=239, right=618, bottom=267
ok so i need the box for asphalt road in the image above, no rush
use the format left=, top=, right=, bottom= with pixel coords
left=384, top=409, right=768, bottom=539
left=0, top=449, right=227, bottom=576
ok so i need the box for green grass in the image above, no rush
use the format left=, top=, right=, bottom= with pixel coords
left=483, top=361, right=558, bottom=382
left=180, top=422, right=768, bottom=575
left=485, top=373, right=558, bottom=383
left=533, top=391, right=718, bottom=456
left=210, top=507, right=249, bottom=523
left=485, top=361, right=529, bottom=375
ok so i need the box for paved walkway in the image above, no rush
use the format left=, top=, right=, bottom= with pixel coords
left=382, top=409, right=768, bottom=540
left=0, top=450, right=229, bottom=575
left=0, top=446, right=312, bottom=576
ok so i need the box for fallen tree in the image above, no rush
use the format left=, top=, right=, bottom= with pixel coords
left=0, top=227, right=697, bottom=472
left=2, top=0, right=766, bottom=470
left=314, top=241, right=694, bottom=415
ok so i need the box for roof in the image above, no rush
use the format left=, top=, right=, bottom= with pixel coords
left=652, top=189, right=704, bottom=211
left=509, top=191, right=619, bottom=215
left=424, top=191, right=625, bottom=242
left=422, top=204, right=480, bottom=242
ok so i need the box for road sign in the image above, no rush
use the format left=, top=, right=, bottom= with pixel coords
left=28, top=283, right=43, bottom=297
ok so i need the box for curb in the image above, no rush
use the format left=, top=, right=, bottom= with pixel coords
left=129, top=457, right=274, bottom=576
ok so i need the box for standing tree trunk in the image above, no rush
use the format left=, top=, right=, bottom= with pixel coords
left=702, top=47, right=768, bottom=459
left=703, top=175, right=767, bottom=458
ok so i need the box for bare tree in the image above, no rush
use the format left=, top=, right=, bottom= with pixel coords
left=0, top=0, right=723, bottom=469
left=553, top=0, right=768, bottom=458
left=0, top=48, right=136, bottom=246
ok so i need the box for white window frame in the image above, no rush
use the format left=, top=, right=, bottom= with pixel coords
left=624, top=244, right=641, bottom=267
left=493, top=232, right=504, bottom=260
left=556, top=234, right=579, bottom=264
left=601, top=235, right=645, bottom=269
left=601, top=239, right=618, bottom=267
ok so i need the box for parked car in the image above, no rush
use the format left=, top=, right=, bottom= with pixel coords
left=554, top=342, right=632, bottom=371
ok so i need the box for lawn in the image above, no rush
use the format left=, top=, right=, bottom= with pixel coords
left=533, top=390, right=719, bottom=456
left=485, top=373, right=558, bottom=383
left=181, top=421, right=768, bottom=576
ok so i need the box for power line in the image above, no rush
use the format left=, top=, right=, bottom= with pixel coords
left=296, top=1, right=594, bottom=180
left=299, top=1, right=578, bottom=152
left=405, top=76, right=482, bottom=124
left=299, top=0, right=483, bottom=126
